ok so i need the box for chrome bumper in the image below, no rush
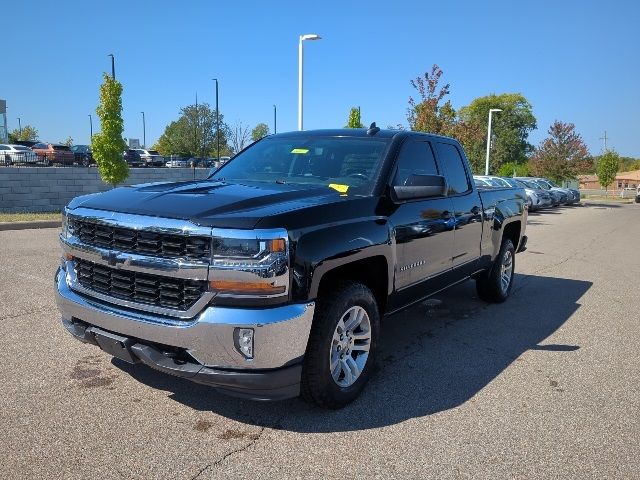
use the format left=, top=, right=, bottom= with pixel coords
left=55, top=266, right=315, bottom=370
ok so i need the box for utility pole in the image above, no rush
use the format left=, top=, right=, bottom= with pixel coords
left=484, top=108, right=502, bottom=175
left=213, top=79, right=219, bottom=162
left=195, top=92, right=199, bottom=158
left=599, top=131, right=609, bottom=151
left=88, top=114, right=93, bottom=142
left=273, top=104, right=277, bottom=134
left=17, top=117, right=21, bottom=135
left=141, top=111, right=146, bottom=148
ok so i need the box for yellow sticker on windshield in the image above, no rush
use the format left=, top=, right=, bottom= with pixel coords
left=291, top=148, right=309, bottom=154
left=328, top=183, right=349, bottom=193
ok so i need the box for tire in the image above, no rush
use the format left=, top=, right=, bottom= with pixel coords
left=301, top=281, right=380, bottom=409
left=476, top=238, right=516, bottom=303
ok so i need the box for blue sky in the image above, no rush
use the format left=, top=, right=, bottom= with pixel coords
left=3, top=0, right=639, bottom=156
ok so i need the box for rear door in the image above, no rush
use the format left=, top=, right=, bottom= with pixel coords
left=389, top=138, right=455, bottom=290
left=433, top=141, right=483, bottom=270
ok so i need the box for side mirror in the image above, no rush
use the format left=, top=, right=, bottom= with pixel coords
left=392, top=174, right=447, bottom=201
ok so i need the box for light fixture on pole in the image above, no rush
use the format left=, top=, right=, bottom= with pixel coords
left=485, top=108, right=502, bottom=175
left=107, top=54, right=115, bottom=79
left=213, top=78, right=219, bottom=162
left=88, top=114, right=93, bottom=142
left=140, top=111, right=146, bottom=148
left=298, top=33, right=321, bottom=131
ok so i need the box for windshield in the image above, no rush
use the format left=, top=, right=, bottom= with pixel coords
left=501, top=178, right=519, bottom=187
left=148, top=150, right=160, bottom=155
left=477, top=177, right=502, bottom=187
left=489, top=177, right=511, bottom=187
left=210, top=136, right=391, bottom=194
left=527, top=180, right=546, bottom=189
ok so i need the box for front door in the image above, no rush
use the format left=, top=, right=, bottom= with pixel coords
left=389, top=139, right=455, bottom=290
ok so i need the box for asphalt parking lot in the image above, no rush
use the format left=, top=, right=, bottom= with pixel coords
left=1, top=203, right=639, bottom=479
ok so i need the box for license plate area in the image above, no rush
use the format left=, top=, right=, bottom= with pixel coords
left=87, top=327, right=139, bottom=364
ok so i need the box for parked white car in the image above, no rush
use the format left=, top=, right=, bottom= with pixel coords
left=133, top=149, right=164, bottom=166
left=165, top=158, right=188, bottom=168
left=0, top=144, right=38, bottom=165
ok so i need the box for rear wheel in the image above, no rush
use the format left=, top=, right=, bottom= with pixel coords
left=476, top=239, right=515, bottom=303
left=301, top=281, right=380, bottom=409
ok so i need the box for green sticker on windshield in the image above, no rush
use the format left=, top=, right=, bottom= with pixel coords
left=291, top=148, right=309, bottom=154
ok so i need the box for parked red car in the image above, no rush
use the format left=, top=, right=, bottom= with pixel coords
left=31, top=143, right=75, bottom=166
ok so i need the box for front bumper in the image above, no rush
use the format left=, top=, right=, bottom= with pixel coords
left=55, top=267, right=314, bottom=400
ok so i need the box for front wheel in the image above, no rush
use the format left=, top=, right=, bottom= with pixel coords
left=302, top=281, right=380, bottom=409
left=476, top=238, right=515, bottom=303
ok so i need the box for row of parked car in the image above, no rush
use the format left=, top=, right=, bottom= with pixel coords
left=474, top=175, right=581, bottom=210
left=0, top=142, right=230, bottom=168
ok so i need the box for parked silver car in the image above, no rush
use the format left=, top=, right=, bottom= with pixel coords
left=532, top=178, right=580, bottom=204
left=0, top=144, right=38, bottom=165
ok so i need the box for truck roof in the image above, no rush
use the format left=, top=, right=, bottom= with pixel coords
left=270, top=128, right=458, bottom=142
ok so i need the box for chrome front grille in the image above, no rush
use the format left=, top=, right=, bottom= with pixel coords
left=74, top=258, right=207, bottom=310
left=70, top=218, right=211, bottom=260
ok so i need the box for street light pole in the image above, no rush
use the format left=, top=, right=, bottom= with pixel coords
left=273, top=104, right=277, bottom=134
left=88, top=114, right=93, bottom=142
left=298, top=34, right=321, bottom=131
left=213, top=78, right=219, bottom=162
left=141, top=111, right=146, bottom=148
left=17, top=117, right=21, bottom=135
left=484, top=108, right=502, bottom=175
left=108, top=54, right=115, bottom=79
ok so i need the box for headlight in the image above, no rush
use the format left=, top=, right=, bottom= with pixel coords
left=208, top=229, right=289, bottom=298
left=61, top=209, right=70, bottom=240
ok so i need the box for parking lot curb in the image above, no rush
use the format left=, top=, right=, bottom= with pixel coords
left=0, top=220, right=61, bottom=231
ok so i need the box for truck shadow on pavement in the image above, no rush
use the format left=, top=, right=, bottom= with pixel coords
left=113, top=274, right=591, bottom=433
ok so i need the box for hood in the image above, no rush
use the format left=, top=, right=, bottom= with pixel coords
left=67, top=180, right=352, bottom=229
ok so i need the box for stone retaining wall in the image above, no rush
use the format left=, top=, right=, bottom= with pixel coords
left=0, top=167, right=209, bottom=213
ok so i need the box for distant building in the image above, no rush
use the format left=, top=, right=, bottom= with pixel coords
left=578, top=170, right=640, bottom=191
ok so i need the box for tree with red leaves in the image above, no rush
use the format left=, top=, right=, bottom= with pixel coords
left=529, top=121, right=590, bottom=182
left=407, top=64, right=455, bottom=135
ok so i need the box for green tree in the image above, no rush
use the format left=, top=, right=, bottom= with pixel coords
left=155, top=103, right=229, bottom=157
left=407, top=64, right=456, bottom=135
left=458, top=93, right=537, bottom=174
left=497, top=161, right=530, bottom=177
left=63, top=136, right=74, bottom=147
left=596, top=150, right=620, bottom=195
left=345, top=107, right=364, bottom=128
left=92, top=74, right=128, bottom=186
left=529, top=120, right=590, bottom=182
left=8, top=125, right=38, bottom=142
left=251, top=122, right=269, bottom=142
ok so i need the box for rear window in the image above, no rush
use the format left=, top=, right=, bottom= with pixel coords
left=53, top=145, right=71, bottom=151
left=13, top=146, right=31, bottom=151
left=148, top=150, right=160, bottom=155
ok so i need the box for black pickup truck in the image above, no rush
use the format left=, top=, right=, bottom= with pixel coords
left=56, top=126, right=527, bottom=409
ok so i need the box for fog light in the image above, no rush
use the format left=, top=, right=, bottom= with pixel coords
left=234, top=328, right=254, bottom=359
